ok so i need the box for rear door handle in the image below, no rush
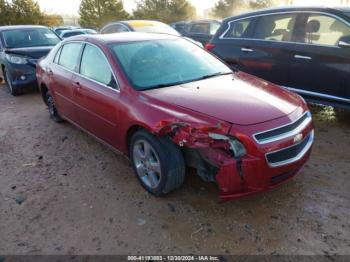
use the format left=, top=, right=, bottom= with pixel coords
left=47, top=68, right=53, bottom=75
left=241, top=48, right=254, bottom=52
left=294, top=55, right=312, bottom=60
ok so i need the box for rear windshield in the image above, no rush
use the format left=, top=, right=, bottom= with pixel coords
left=131, top=23, right=180, bottom=36
left=2, top=28, right=60, bottom=48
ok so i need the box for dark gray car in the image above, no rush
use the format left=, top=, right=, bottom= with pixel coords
left=0, top=25, right=61, bottom=95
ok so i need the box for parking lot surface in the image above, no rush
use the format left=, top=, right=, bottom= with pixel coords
left=0, top=84, right=349, bottom=255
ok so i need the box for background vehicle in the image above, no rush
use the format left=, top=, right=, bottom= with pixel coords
left=170, top=21, right=188, bottom=34
left=60, top=29, right=98, bottom=39
left=53, top=26, right=80, bottom=35
left=182, top=19, right=221, bottom=45
left=206, top=7, right=350, bottom=110
left=100, top=20, right=203, bottom=46
left=0, top=25, right=61, bottom=95
left=36, top=33, right=313, bottom=201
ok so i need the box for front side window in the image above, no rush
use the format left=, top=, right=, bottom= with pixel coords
left=110, top=39, right=231, bottom=90
left=297, top=14, right=350, bottom=46
left=80, top=44, right=117, bottom=88
left=223, top=18, right=253, bottom=38
left=253, top=13, right=297, bottom=42
left=58, top=43, right=83, bottom=71
left=2, top=28, right=61, bottom=48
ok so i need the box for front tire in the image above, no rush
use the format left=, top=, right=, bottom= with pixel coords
left=4, top=69, right=19, bottom=96
left=46, top=92, right=64, bottom=123
left=130, top=130, right=185, bottom=196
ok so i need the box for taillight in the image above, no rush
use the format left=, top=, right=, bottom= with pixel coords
left=205, top=43, right=215, bottom=51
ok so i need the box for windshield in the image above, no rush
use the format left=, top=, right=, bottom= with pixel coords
left=2, top=28, right=60, bottom=48
left=131, top=23, right=180, bottom=36
left=110, top=39, right=231, bottom=90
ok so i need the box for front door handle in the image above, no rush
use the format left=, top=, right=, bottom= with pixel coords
left=73, top=81, right=81, bottom=88
left=294, top=55, right=312, bottom=60
left=241, top=48, right=254, bottom=52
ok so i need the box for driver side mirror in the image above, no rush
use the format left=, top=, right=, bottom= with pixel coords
left=338, top=35, right=350, bottom=48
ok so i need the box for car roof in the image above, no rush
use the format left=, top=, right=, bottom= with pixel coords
left=223, top=6, right=350, bottom=22
left=189, top=19, right=221, bottom=24
left=0, top=25, right=49, bottom=31
left=65, top=32, right=179, bottom=44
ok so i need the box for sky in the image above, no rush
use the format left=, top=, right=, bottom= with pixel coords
left=36, top=0, right=349, bottom=16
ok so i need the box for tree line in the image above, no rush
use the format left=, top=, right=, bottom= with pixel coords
left=0, top=0, right=63, bottom=27
left=0, top=0, right=280, bottom=29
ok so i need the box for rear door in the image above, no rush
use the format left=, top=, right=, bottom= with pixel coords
left=73, top=43, right=121, bottom=147
left=237, top=13, right=300, bottom=86
left=287, top=12, right=350, bottom=105
left=50, top=42, right=84, bottom=123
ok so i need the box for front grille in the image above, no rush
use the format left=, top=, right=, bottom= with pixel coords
left=266, top=130, right=314, bottom=168
left=254, top=111, right=312, bottom=144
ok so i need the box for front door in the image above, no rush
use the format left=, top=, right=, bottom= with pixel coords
left=73, top=43, right=121, bottom=148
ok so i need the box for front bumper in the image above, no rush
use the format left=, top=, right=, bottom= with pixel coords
left=214, top=109, right=314, bottom=201
left=6, top=62, right=38, bottom=89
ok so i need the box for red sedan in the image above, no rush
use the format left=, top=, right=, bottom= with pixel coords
left=36, top=33, right=314, bottom=201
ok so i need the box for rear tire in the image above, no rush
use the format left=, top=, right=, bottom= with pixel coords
left=46, top=92, right=64, bottom=123
left=130, top=130, right=185, bottom=196
left=4, top=69, right=20, bottom=96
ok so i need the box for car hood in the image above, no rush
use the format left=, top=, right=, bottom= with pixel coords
left=143, top=73, right=303, bottom=126
left=5, top=46, right=53, bottom=59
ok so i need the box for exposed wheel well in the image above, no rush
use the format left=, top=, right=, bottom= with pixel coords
left=40, top=83, right=49, bottom=105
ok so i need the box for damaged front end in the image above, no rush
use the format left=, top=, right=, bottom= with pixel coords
left=154, top=119, right=253, bottom=201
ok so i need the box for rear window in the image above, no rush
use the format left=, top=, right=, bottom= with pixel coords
left=189, top=23, right=210, bottom=34
left=2, top=28, right=60, bottom=48
left=222, top=18, right=253, bottom=38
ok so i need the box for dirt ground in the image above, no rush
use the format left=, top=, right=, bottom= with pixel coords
left=0, top=83, right=349, bottom=256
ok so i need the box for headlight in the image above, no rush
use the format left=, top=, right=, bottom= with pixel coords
left=5, top=54, right=28, bottom=64
left=209, top=133, right=247, bottom=158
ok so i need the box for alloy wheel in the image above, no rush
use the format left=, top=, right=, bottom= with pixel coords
left=133, top=139, right=162, bottom=189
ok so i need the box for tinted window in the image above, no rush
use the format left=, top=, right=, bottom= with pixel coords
left=80, top=44, right=116, bottom=88
left=253, top=14, right=297, bottom=42
left=190, top=23, right=210, bottom=34
left=2, top=28, right=60, bottom=48
left=111, top=39, right=231, bottom=90
left=223, top=18, right=253, bottom=38
left=297, top=14, right=350, bottom=46
left=102, top=24, right=119, bottom=34
left=58, top=43, right=83, bottom=71
left=63, top=31, right=84, bottom=38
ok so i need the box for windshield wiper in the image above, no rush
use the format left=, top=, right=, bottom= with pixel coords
left=196, top=72, right=232, bottom=81
left=140, top=72, right=232, bottom=91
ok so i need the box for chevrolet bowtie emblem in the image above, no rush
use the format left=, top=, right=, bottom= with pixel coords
left=293, top=133, right=303, bottom=144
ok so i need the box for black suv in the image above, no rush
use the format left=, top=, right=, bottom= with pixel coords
left=206, top=7, right=350, bottom=109
left=182, top=20, right=221, bottom=45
